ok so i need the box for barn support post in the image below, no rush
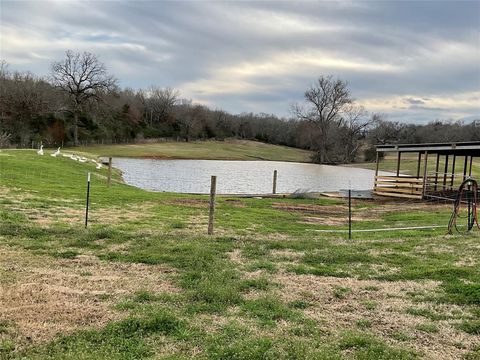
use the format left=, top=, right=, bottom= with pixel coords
left=443, top=154, right=449, bottom=191
left=422, top=151, right=429, bottom=198
left=469, top=156, right=473, bottom=177
left=450, top=155, right=456, bottom=188
left=396, top=152, right=402, bottom=176
left=374, top=152, right=379, bottom=191
left=434, top=153, right=440, bottom=191
left=463, top=156, right=468, bottom=181
left=416, top=152, right=422, bottom=178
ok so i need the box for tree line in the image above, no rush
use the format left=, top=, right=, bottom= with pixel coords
left=1, top=51, right=478, bottom=163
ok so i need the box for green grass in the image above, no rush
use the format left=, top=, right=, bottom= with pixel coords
left=22, top=309, right=186, bottom=360
left=457, top=320, right=480, bottom=335
left=338, top=332, right=416, bottom=360
left=66, top=139, right=313, bottom=162
left=1, top=149, right=479, bottom=359
left=415, top=323, right=439, bottom=333
left=405, top=307, right=449, bottom=321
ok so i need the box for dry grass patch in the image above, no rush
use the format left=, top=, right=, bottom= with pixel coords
left=10, top=202, right=158, bottom=226
left=170, top=214, right=232, bottom=236
left=0, top=246, right=178, bottom=347
left=300, top=215, right=375, bottom=226
left=272, top=203, right=346, bottom=214
left=223, top=199, right=246, bottom=207
left=227, top=249, right=246, bottom=265
left=165, top=198, right=209, bottom=208
left=270, top=249, right=304, bottom=262
left=274, top=272, right=478, bottom=360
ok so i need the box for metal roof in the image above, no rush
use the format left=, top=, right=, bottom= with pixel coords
left=375, top=141, right=480, bottom=155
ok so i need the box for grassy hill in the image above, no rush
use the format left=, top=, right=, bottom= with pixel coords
left=0, top=150, right=479, bottom=360
left=67, top=139, right=313, bottom=162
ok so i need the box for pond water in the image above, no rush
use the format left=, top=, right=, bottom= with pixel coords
left=112, top=158, right=385, bottom=195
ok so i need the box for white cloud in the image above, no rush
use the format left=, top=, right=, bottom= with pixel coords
left=1, top=0, right=479, bottom=121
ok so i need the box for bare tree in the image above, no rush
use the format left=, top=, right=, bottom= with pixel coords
left=0, top=131, right=11, bottom=148
left=292, top=75, right=352, bottom=163
left=339, top=104, right=374, bottom=162
left=51, top=51, right=117, bottom=145
left=144, top=86, right=180, bottom=125
left=172, top=103, right=208, bottom=141
left=367, top=115, right=402, bottom=145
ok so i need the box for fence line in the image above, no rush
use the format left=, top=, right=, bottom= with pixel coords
left=2, top=161, right=470, bottom=237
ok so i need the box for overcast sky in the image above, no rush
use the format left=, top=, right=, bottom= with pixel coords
left=1, top=0, right=479, bottom=123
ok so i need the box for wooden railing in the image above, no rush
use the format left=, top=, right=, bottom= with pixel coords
left=374, top=176, right=424, bottom=199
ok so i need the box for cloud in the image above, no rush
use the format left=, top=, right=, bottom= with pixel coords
left=0, top=0, right=479, bottom=122
left=405, top=98, right=426, bottom=105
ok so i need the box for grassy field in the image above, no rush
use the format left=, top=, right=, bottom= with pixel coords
left=0, top=150, right=479, bottom=360
left=67, top=139, right=313, bottom=162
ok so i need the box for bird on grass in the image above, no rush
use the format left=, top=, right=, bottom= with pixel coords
left=78, top=157, right=88, bottom=163
left=37, top=145, right=44, bottom=155
left=92, top=159, right=102, bottom=170
left=51, top=147, right=61, bottom=157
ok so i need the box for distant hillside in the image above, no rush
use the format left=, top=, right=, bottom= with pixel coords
left=68, top=139, right=313, bottom=162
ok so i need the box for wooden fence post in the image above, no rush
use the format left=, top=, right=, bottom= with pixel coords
left=107, top=157, right=112, bottom=187
left=272, top=170, right=277, bottom=194
left=208, top=176, right=217, bottom=235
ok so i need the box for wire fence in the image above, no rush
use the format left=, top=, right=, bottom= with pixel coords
left=2, top=157, right=473, bottom=239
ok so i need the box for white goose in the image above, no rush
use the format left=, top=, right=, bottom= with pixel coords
left=37, top=145, right=44, bottom=156
left=78, top=157, right=88, bottom=163
left=51, top=147, right=61, bottom=157
left=92, top=159, right=102, bottom=168
left=70, top=154, right=79, bottom=161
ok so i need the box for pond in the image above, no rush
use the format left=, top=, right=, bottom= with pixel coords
left=112, top=158, right=385, bottom=195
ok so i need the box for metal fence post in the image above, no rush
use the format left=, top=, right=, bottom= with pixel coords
left=85, top=172, right=91, bottom=228
left=348, top=189, right=352, bottom=240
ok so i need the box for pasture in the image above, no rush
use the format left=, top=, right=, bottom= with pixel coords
left=68, top=139, right=313, bottom=162
left=0, top=149, right=479, bottom=359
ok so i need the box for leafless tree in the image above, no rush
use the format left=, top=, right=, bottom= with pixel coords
left=367, top=114, right=401, bottom=145
left=50, top=51, right=117, bottom=145
left=0, top=131, right=11, bottom=147
left=144, top=86, right=180, bottom=125
left=292, top=75, right=352, bottom=163
left=339, top=104, right=374, bottom=162
left=175, top=104, right=207, bottom=141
